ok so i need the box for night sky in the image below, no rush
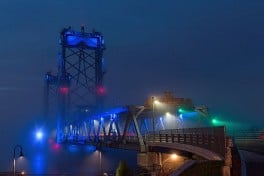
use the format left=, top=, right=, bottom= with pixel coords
left=0, top=0, right=264, bottom=171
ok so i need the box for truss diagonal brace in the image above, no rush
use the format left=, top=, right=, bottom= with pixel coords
left=129, top=106, right=146, bottom=152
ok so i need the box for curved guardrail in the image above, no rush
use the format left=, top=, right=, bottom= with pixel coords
left=146, top=126, right=226, bottom=159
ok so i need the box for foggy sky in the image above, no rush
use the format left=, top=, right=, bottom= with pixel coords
left=0, top=0, right=264, bottom=170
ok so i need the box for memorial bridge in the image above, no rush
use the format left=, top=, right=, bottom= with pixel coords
left=44, top=26, right=262, bottom=175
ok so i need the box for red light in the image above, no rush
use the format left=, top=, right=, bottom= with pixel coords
left=59, top=87, right=69, bottom=94
left=48, top=138, right=60, bottom=151
left=97, top=86, right=106, bottom=95
left=53, top=143, right=60, bottom=150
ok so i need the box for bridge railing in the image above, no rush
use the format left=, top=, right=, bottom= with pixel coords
left=232, top=129, right=264, bottom=142
left=232, top=129, right=264, bottom=154
left=146, top=126, right=226, bottom=158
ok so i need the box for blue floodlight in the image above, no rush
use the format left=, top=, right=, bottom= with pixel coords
left=159, top=117, right=165, bottom=130
left=66, top=35, right=99, bottom=47
left=36, top=130, right=43, bottom=140
left=63, top=29, right=105, bottom=49
left=94, top=106, right=128, bottom=118
left=179, top=114, right=183, bottom=120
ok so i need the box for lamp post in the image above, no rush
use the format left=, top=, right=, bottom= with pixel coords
left=152, top=96, right=155, bottom=133
left=13, top=145, right=24, bottom=176
left=152, top=97, right=160, bottom=133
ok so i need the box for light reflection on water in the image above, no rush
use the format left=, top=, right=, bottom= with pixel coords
left=32, top=152, right=46, bottom=174
left=18, top=140, right=137, bottom=175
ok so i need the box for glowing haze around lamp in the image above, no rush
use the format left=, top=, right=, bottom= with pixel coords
left=36, top=130, right=44, bottom=141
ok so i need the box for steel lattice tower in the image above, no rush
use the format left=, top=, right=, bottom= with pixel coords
left=45, top=26, right=106, bottom=142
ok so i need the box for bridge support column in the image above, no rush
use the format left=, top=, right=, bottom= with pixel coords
left=137, top=152, right=161, bottom=176
left=138, top=152, right=191, bottom=176
left=222, top=166, right=231, bottom=176
left=158, top=152, right=162, bottom=166
left=222, top=137, right=233, bottom=176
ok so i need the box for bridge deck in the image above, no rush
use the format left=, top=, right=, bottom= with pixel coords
left=146, top=126, right=226, bottom=160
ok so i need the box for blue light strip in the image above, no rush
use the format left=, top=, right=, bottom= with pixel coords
left=91, top=106, right=128, bottom=119
left=63, top=30, right=105, bottom=49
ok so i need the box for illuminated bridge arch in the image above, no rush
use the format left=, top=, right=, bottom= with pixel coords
left=147, top=142, right=223, bottom=160
left=146, top=126, right=227, bottom=160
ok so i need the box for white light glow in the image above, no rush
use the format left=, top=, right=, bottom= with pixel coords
left=36, top=131, right=43, bottom=140
left=166, top=112, right=171, bottom=116
left=154, top=100, right=160, bottom=105
left=171, top=153, right=178, bottom=159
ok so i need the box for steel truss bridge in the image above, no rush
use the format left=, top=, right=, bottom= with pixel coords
left=44, top=27, right=232, bottom=166
left=61, top=105, right=229, bottom=161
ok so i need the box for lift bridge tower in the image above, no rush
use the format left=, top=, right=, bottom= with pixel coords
left=45, top=26, right=106, bottom=142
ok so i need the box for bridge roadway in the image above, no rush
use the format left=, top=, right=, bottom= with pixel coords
left=62, top=106, right=227, bottom=158
left=64, top=126, right=228, bottom=161
left=146, top=127, right=226, bottom=160
left=65, top=126, right=231, bottom=175
left=61, top=105, right=264, bottom=175
left=239, top=150, right=264, bottom=176
left=233, top=129, right=264, bottom=176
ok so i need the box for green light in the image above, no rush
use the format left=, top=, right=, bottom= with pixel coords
left=178, top=108, right=184, bottom=113
left=212, top=118, right=217, bottom=124
left=211, top=118, right=222, bottom=125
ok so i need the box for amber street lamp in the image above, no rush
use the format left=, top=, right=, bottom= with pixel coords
left=152, top=97, right=160, bottom=133
left=161, top=153, right=178, bottom=175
